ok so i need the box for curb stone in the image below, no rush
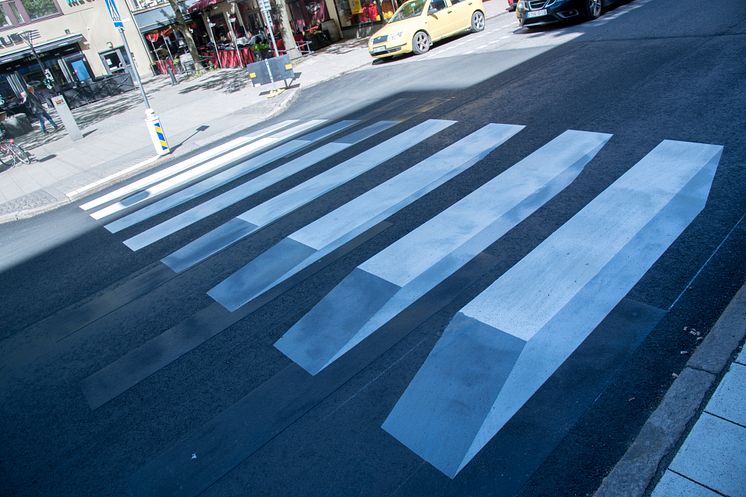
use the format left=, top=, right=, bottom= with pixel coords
left=593, top=284, right=746, bottom=497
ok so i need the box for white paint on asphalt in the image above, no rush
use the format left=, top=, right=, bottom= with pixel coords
left=383, top=139, right=723, bottom=478
left=78, top=119, right=297, bottom=211
left=104, top=120, right=356, bottom=234
left=275, top=129, right=610, bottom=375
left=122, top=121, right=398, bottom=250
left=161, top=119, right=456, bottom=272
left=88, top=120, right=324, bottom=221
left=209, top=123, right=524, bottom=311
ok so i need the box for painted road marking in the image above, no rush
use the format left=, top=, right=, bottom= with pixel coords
left=208, top=123, right=525, bottom=312
left=382, top=140, right=723, bottom=478
left=89, top=120, right=325, bottom=221
left=122, top=121, right=398, bottom=251
left=104, top=120, right=357, bottom=234
left=79, top=120, right=297, bottom=211
left=274, top=130, right=610, bottom=375
left=161, top=119, right=456, bottom=273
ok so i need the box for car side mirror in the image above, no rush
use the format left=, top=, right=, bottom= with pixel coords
left=428, top=6, right=437, bottom=14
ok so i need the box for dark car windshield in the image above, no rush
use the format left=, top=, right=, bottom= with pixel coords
left=390, top=0, right=426, bottom=22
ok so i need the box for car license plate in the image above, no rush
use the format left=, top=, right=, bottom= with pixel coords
left=526, top=9, right=547, bottom=18
left=371, top=46, right=386, bottom=54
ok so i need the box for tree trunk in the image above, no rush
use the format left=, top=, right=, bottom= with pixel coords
left=274, top=0, right=301, bottom=59
left=167, top=0, right=205, bottom=71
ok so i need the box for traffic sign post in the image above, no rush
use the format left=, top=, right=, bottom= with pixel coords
left=258, top=0, right=279, bottom=58
left=105, top=0, right=170, bottom=156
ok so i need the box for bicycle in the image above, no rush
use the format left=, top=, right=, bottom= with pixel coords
left=0, top=136, right=32, bottom=167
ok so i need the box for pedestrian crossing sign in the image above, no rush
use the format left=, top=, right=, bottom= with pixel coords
left=104, top=0, right=124, bottom=28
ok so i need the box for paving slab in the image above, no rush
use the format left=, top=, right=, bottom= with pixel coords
left=704, top=362, right=746, bottom=427
left=669, top=413, right=746, bottom=497
left=651, top=471, right=721, bottom=497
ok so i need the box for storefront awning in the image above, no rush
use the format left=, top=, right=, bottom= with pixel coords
left=135, top=5, right=192, bottom=33
left=187, top=0, right=223, bottom=14
left=0, top=33, right=83, bottom=65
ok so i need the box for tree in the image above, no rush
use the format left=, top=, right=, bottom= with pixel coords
left=273, top=0, right=300, bottom=59
left=166, top=0, right=204, bottom=71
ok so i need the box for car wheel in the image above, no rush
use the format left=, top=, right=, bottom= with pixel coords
left=471, top=10, right=485, bottom=32
left=585, top=0, right=603, bottom=19
left=412, top=31, right=431, bottom=55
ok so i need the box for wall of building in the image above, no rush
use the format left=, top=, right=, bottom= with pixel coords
left=0, top=0, right=152, bottom=78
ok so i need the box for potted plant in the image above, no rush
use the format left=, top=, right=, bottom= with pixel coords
left=252, top=42, right=272, bottom=60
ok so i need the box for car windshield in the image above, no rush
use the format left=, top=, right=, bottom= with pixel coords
left=389, top=0, right=426, bottom=22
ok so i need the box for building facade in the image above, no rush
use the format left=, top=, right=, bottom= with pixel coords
left=0, top=0, right=152, bottom=106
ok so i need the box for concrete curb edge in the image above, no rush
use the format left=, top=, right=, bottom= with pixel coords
left=593, top=283, right=746, bottom=497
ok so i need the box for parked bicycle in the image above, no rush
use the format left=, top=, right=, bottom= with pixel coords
left=0, top=128, right=32, bottom=167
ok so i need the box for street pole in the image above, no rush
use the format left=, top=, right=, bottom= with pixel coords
left=260, top=0, right=280, bottom=57
left=19, top=30, right=59, bottom=93
left=105, top=0, right=170, bottom=156
left=117, top=27, right=151, bottom=108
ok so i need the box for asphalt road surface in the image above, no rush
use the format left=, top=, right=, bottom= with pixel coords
left=1, top=0, right=745, bottom=496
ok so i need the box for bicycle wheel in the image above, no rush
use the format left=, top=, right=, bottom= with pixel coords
left=10, top=144, right=31, bottom=165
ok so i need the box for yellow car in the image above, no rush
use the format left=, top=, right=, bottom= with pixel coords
left=368, top=0, right=485, bottom=59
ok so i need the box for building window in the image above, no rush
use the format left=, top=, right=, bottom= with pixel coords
left=0, top=9, right=12, bottom=27
left=0, top=0, right=61, bottom=29
left=20, top=0, right=58, bottom=19
left=126, top=0, right=169, bottom=13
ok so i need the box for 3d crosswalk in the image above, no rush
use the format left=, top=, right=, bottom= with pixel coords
left=207, top=122, right=524, bottom=311
left=105, top=120, right=356, bottom=233
left=382, top=140, right=722, bottom=477
left=273, top=129, right=611, bottom=374
left=80, top=117, right=722, bottom=479
left=78, top=119, right=299, bottom=212
left=161, top=119, right=454, bottom=273
left=89, top=119, right=325, bottom=221
left=122, top=121, right=398, bottom=250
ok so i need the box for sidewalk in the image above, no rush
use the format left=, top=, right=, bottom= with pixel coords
left=595, top=284, right=746, bottom=497
left=0, top=0, right=510, bottom=224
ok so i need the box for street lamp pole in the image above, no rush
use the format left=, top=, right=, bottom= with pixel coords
left=19, top=30, right=59, bottom=93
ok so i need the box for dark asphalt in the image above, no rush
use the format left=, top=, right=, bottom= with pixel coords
left=1, top=0, right=745, bottom=495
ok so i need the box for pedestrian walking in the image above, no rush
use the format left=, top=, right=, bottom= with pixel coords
left=22, top=86, right=59, bottom=134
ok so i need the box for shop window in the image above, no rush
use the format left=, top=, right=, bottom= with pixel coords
left=335, top=0, right=397, bottom=27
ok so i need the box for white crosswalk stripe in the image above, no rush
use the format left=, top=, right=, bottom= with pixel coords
left=161, top=119, right=455, bottom=273
left=273, top=129, right=611, bottom=375
left=104, top=120, right=355, bottom=233
left=123, top=121, right=398, bottom=250
left=382, top=139, right=723, bottom=478
left=208, top=123, right=524, bottom=312
left=78, top=119, right=298, bottom=212
left=88, top=120, right=326, bottom=221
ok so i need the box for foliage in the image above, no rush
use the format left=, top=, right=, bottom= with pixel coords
left=21, top=0, right=58, bottom=19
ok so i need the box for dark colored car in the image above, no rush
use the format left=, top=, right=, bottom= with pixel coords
left=516, top=0, right=619, bottom=26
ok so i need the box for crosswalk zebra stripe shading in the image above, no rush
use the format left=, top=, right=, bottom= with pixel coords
left=78, top=119, right=298, bottom=211
left=122, top=121, right=398, bottom=251
left=104, top=120, right=358, bottom=234
left=161, top=119, right=456, bottom=273
left=274, top=130, right=611, bottom=374
left=207, top=123, right=525, bottom=312
left=89, top=119, right=325, bottom=221
left=382, top=140, right=723, bottom=478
